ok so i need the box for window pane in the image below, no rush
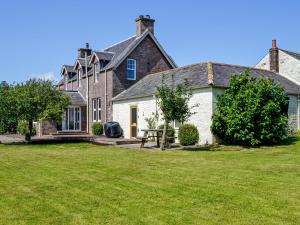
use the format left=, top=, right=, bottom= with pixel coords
left=98, top=98, right=101, bottom=108
left=127, top=69, right=135, bottom=80
left=98, top=110, right=101, bottom=121
left=131, top=108, right=137, bottom=124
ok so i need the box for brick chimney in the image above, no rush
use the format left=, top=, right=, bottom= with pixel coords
left=269, top=39, right=279, bottom=72
left=136, top=15, right=155, bottom=36
left=78, top=43, right=92, bottom=58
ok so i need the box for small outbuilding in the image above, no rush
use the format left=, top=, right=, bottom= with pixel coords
left=112, top=62, right=300, bottom=145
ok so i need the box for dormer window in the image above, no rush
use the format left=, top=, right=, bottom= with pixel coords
left=127, top=59, right=136, bottom=80
left=94, top=62, right=100, bottom=83
left=78, top=69, right=82, bottom=87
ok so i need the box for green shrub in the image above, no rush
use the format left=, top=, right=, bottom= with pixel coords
left=92, top=122, right=103, bottom=135
left=178, top=124, right=199, bottom=146
left=17, top=120, right=36, bottom=136
left=211, top=72, right=289, bottom=146
left=158, top=124, right=175, bottom=143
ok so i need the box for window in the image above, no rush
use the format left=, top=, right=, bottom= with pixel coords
left=78, top=69, right=82, bottom=87
left=92, top=98, right=101, bottom=122
left=127, top=59, right=136, bottom=80
left=92, top=98, right=97, bottom=122
left=94, top=62, right=100, bottom=83
left=98, top=98, right=101, bottom=121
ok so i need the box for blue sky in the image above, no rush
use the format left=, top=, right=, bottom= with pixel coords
left=1, top=0, right=299, bottom=83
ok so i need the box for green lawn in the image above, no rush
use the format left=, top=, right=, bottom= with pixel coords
left=0, top=140, right=300, bottom=225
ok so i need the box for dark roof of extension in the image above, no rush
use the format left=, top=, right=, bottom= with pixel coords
left=280, top=49, right=300, bottom=61
left=63, top=91, right=86, bottom=106
left=113, top=62, right=300, bottom=101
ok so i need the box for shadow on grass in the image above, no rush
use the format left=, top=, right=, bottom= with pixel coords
left=180, top=136, right=299, bottom=152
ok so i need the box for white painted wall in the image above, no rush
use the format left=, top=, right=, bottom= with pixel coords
left=256, top=50, right=300, bottom=85
left=113, top=87, right=215, bottom=145
left=113, top=88, right=300, bottom=144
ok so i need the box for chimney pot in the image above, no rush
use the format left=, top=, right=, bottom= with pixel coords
left=272, top=39, right=277, bottom=49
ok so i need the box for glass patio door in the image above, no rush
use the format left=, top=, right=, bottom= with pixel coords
left=63, top=107, right=81, bottom=131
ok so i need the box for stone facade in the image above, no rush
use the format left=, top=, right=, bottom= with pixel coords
left=56, top=17, right=175, bottom=134
left=256, top=50, right=300, bottom=85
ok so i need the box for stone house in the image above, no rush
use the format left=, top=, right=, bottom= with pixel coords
left=256, top=40, right=300, bottom=85
left=42, top=15, right=176, bottom=135
left=112, top=62, right=300, bottom=145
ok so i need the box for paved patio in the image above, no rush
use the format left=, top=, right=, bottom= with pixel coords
left=0, top=134, right=141, bottom=146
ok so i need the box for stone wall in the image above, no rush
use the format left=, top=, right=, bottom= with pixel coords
left=255, top=50, right=300, bottom=85
left=41, top=120, right=57, bottom=135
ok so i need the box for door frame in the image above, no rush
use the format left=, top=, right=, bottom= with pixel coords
left=130, top=105, right=138, bottom=138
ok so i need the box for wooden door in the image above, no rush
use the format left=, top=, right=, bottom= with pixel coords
left=130, top=106, right=138, bottom=138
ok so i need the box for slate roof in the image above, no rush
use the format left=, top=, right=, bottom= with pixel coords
left=113, top=62, right=300, bottom=101
left=59, top=30, right=176, bottom=86
left=63, top=65, right=76, bottom=73
left=77, top=56, right=92, bottom=68
left=63, top=91, right=86, bottom=105
left=280, top=49, right=300, bottom=61
left=94, top=51, right=114, bottom=61
left=102, top=36, right=138, bottom=70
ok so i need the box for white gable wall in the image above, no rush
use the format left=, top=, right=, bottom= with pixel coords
left=256, top=50, right=300, bottom=85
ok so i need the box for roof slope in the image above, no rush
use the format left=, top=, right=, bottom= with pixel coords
left=63, top=91, right=86, bottom=105
left=280, top=49, right=300, bottom=61
left=63, top=65, right=76, bottom=73
left=94, top=51, right=114, bottom=61
left=113, top=62, right=300, bottom=101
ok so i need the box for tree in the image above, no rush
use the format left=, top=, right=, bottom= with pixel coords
left=156, top=75, right=196, bottom=150
left=14, top=79, right=70, bottom=141
left=211, top=71, right=289, bottom=146
left=0, top=81, right=18, bottom=134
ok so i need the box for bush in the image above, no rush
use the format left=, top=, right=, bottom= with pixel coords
left=178, top=124, right=199, bottom=146
left=17, top=120, right=36, bottom=136
left=158, top=124, right=175, bottom=143
left=211, top=72, right=289, bottom=146
left=92, top=122, right=103, bottom=135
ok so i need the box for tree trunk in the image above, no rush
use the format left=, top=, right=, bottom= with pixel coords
left=26, top=120, right=33, bottom=142
left=160, top=120, right=168, bottom=151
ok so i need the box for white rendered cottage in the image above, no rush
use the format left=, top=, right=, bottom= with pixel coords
left=112, top=62, right=300, bottom=145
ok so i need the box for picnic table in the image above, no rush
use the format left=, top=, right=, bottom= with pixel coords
left=140, top=129, right=164, bottom=148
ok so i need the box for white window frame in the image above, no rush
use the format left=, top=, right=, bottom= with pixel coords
left=94, top=62, right=100, bottom=83
left=92, top=98, right=97, bottom=122
left=78, top=69, right=82, bottom=88
left=97, top=98, right=101, bottom=122
left=127, top=59, right=136, bottom=80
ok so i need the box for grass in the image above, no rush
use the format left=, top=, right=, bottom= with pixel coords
left=0, top=140, right=300, bottom=225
